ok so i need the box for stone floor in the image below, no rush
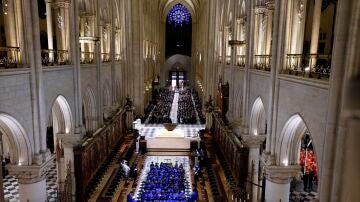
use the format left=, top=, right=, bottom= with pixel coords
left=3, top=159, right=58, bottom=202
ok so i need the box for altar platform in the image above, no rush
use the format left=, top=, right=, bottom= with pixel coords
left=137, top=124, right=204, bottom=152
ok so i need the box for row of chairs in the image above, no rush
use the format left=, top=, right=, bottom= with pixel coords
left=102, top=142, right=136, bottom=199
left=214, top=143, right=248, bottom=200
left=85, top=141, right=122, bottom=199
left=104, top=168, right=124, bottom=197
left=202, top=154, right=221, bottom=199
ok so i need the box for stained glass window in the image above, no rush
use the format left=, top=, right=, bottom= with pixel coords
left=167, top=4, right=191, bottom=27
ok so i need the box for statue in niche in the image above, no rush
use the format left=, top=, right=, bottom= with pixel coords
left=84, top=19, right=90, bottom=36
left=57, top=12, right=64, bottom=29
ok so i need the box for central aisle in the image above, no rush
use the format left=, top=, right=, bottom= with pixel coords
left=170, top=90, right=179, bottom=123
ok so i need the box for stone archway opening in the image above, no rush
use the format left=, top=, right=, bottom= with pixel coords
left=276, top=114, right=319, bottom=201
left=249, top=97, right=266, bottom=136
left=0, top=113, right=32, bottom=201
left=45, top=95, right=73, bottom=201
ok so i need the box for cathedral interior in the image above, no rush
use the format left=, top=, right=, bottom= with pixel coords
left=0, top=0, right=359, bottom=201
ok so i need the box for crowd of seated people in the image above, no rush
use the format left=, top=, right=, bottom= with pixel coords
left=177, top=89, right=198, bottom=124
left=192, top=91, right=206, bottom=124
left=136, top=162, right=189, bottom=201
left=148, top=88, right=174, bottom=123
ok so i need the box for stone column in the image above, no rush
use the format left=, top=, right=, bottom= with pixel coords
left=289, top=0, right=307, bottom=54
left=256, top=8, right=267, bottom=55
left=4, top=0, right=17, bottom=47
left=254, top=12, right=259, bottom=55
left=7, top=158, right=54, bottom=202
left=241, top=0, right=255, bottom=132
left=265, top=2, right=274, bottom=55
left=70, top=0, right=84, bottom=135
left=61, top=135, right=81, bottom=201
left=242, top=134, right=266, bottom=202
left=99, top=22, right=104, bottom=59
left=309, top=0, right=322, bottom=71
left=53, top=2, right=70, bottom=51
left=264, top=165, right=301, bottom=202
left=95, top=0, right=103, bottom=127
left=45, top=0, right=54, bottom=62
left=111, top=0, right=117, bottom=107
left=231, top=1, right=238, bottom=66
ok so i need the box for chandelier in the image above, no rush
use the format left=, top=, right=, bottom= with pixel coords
left=167, top=4, right=191, bottom=27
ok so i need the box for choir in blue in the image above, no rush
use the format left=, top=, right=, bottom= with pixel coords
left=134, top=161, right=196, bottom=202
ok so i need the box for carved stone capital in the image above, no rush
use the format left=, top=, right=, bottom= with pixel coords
left=241, top=134, right=266, bottom=148
left=265, top=0, right=275, bottom=10
left=7, top=156, right=54, bottom=184
left=32, top=149, right=52, bottom=165
left=264, top=165, right=301, bottom=184
left=58, top=134, right=82, bottom=148
left=261, top=152, right=276, bottom=166
left=79, top=12, right=95, bottom=18
left=52, top=1, right=70, bottom=9
left=255, top=6, right=267, bottom=15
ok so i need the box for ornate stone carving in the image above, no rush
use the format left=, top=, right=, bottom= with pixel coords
left=264, top=165, right=301, bottom=184
left=261, top=152, right=276, bottom=166
left=241, top=134, right=266, bottom=148
left=7, top=156, right=55, bottom=184
left=265, top=0, right=275, bottom=10
left=255, top=6, right=267, bottom=15
left=52, top=1, right=70, bottom=9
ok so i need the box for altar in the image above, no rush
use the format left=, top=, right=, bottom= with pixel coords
left=145, top=126, right=199, bottom=152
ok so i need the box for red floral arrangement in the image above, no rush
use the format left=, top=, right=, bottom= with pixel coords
left=299, top=148, right=318, bottom=176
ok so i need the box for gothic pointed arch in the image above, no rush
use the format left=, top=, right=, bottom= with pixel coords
left=0, top=113, right=32, bottom=166
left=249, top=97, right=266, bottom=135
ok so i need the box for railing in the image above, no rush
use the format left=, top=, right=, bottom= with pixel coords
left=41, top=49, right=70, bottom=66
left=80, top=52, right=95, bottom=64
left=58, top=162, right=72, bottom=202
left=236, top=55, right=246, bottom=67
left=101, top=53, right=111, bottom=63
left=253, top=55, right=271, bottom=71
left=226, top=56, right=231, bottom=65
left=0, top=46, right=21, bottom=68
left=284, top=54, right=331, bottom=79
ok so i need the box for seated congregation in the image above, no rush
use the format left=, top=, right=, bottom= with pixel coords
left=135, top=162, right=191, bottom=201
left=147, top=88, right=174, bottom=123
left=177, top=89, right=198, bottom=124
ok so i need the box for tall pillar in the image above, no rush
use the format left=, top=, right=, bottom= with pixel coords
left=309, top=0, right=322, bottom=71
left=290, top=0, right=307, bottom=54
left=264, top=165, right=300, bottom=202
left=265, top=2, right=274, bottom=55
left=45, top=0, right=54, bottom=62
left=4, top=0, right=17, bottom=47
left=95, top=0, right=103, bottom=126
left=254, top=12, right=259, bottom=55
left=8, top=158, right=54, bottom=202
left=61, top=135, right=81, bottom=201
left=53, top=2, right=70, bottom=51
left=242, top=134, right=266, bottom=202
left=257, top=10, right=266, bottom=55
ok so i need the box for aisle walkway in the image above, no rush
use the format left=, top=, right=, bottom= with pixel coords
left=170, top=91, right=179, bottom=123
left=191, top=93, right=201, bottom=124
